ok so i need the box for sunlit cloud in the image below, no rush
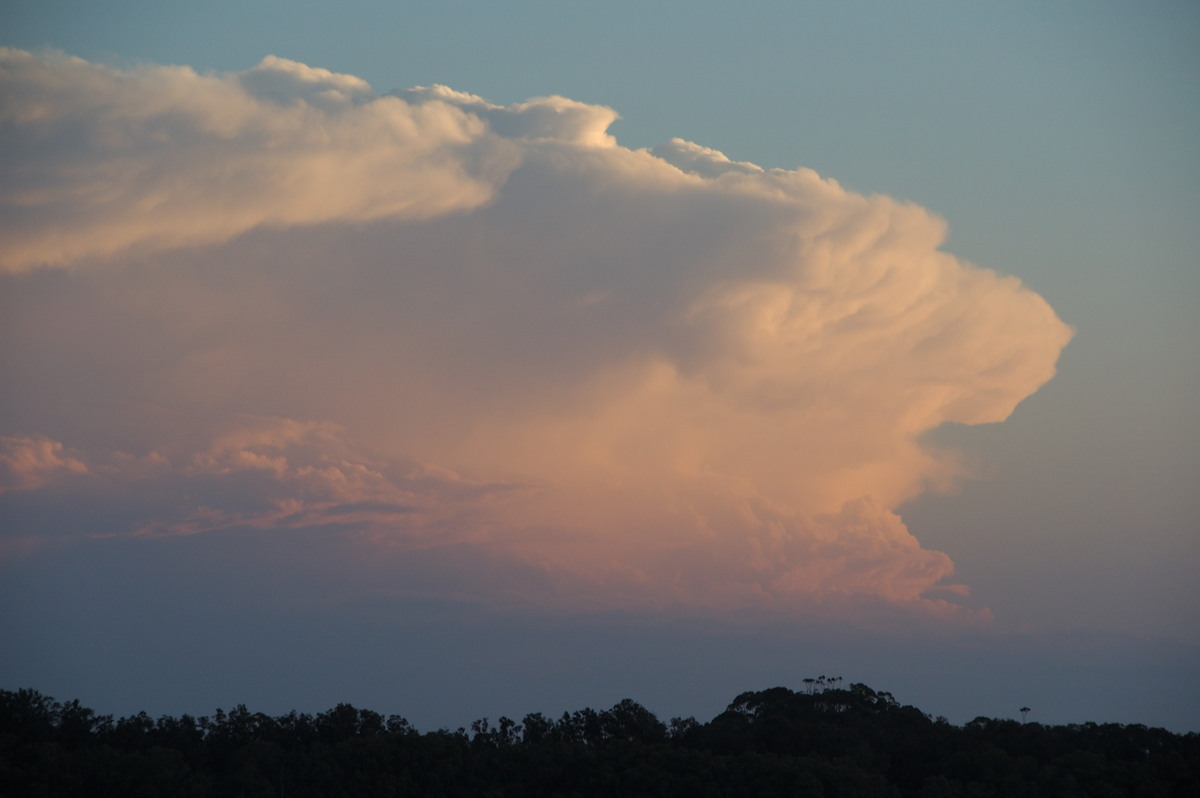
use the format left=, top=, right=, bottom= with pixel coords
left=0, top=49, right=514, bottom=271
left=0, top=50, right=1072, bottom=618
left=0, top=435, right=88, bottom=492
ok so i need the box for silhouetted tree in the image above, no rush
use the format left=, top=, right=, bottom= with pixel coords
left=3, top=685, right=1197, bottom=796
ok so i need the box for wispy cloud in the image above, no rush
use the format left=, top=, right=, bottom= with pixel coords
left=0, top=50, right=1072, bottom=618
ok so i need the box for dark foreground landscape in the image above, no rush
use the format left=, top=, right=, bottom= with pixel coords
left=3, top=682, right=1197, bottom=796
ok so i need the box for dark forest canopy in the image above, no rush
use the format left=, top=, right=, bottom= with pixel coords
left=3, top=681, right=1197, bottom=797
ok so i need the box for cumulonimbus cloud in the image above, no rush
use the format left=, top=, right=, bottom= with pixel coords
left=0, top=49, right=517, bottom=271
left=0, top=50, right=1072, bottom=619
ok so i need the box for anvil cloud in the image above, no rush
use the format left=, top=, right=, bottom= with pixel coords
left=0, top=50, right=1072, bottom=617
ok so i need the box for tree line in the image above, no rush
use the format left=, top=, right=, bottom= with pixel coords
left=2, top=681, right=1197, bottom=796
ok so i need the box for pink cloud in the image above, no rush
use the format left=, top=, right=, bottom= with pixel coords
left=0, top=52, right=1073, bottom=620
left=0, top=435, right=88, bottom=492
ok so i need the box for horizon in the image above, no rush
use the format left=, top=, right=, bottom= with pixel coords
left=3, top=676, right=1178, bottom=734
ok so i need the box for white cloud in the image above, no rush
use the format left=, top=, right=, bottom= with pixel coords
left=237, top=54, right=373, bottom=109
left=0, top=51, right=1072, bottom=618
left=652, top=138, right=763, bottom=178
left=0, top=49, right=514, bottom=271
left=395, top=85, right=619, bottom=147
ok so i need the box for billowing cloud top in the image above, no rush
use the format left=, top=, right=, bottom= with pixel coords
left=0, top=50, right=512, bottom=270
left=0, top=50, right=1072, bottom=619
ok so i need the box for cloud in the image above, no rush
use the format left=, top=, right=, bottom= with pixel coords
left=651, top=138, right=763, bottom=178
left=0, top=49, right=514, bottom=271
left=0, top=435, right=88, bottom=492
left=0, top=51, right=1072, bottom=619
left=394, top=85, right=619, bottom=147
left=0, top=422, right=965, bottom=618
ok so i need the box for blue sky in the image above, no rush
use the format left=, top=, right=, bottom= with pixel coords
left=2, top=1, right=1197, bottom=731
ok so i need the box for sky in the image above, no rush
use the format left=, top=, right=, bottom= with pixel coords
left=1, top=1, right=1197, bottom=732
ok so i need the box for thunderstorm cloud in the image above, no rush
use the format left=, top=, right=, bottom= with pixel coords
left=0, top=50, right=1072, bottom=618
